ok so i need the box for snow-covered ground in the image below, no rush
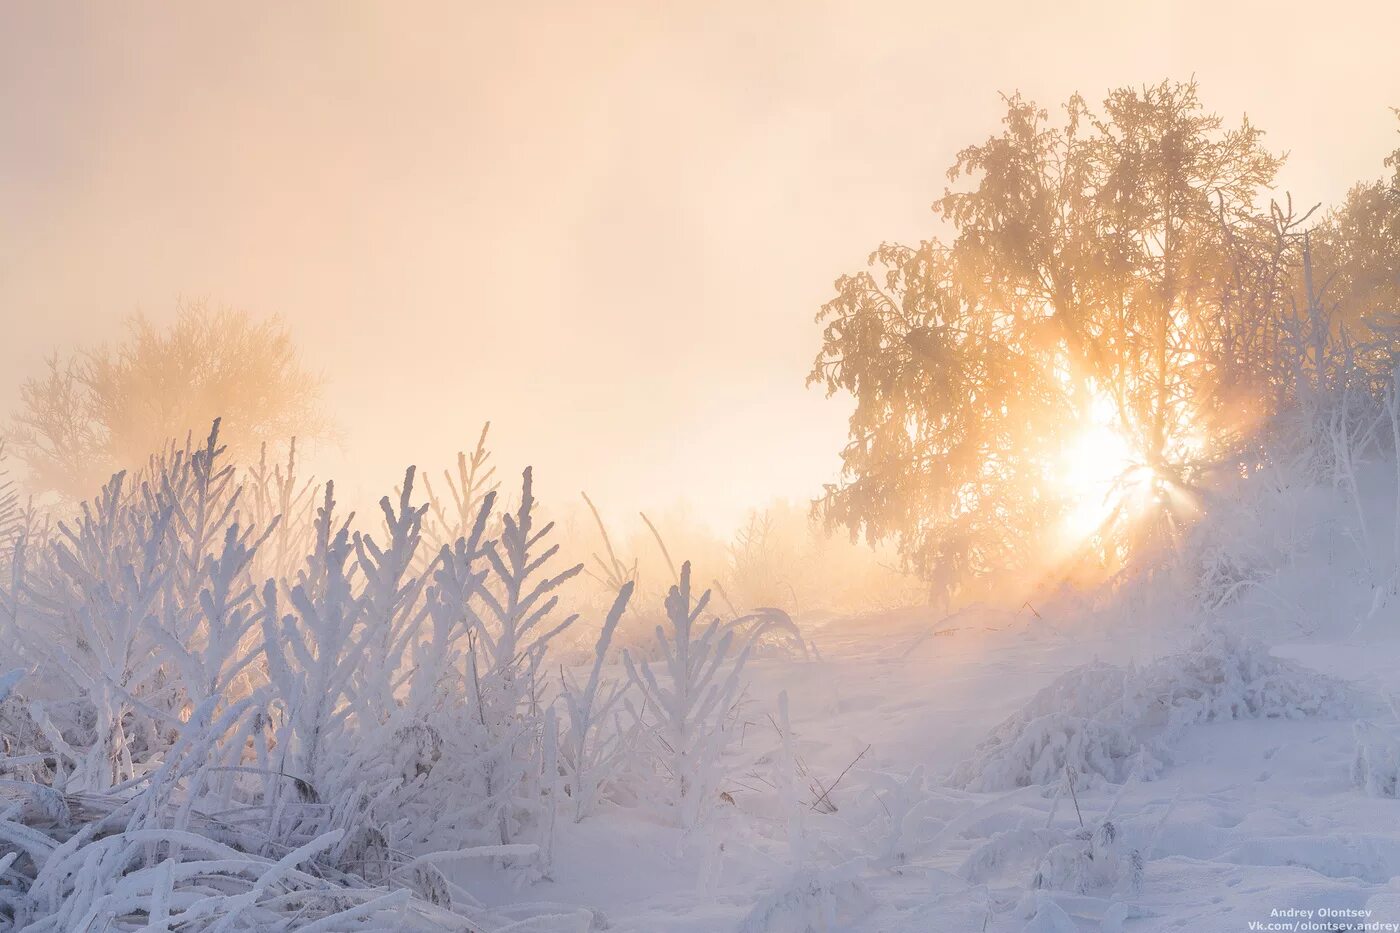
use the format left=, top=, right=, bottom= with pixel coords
left=525, top=605, right=1400, bottom=932
left=5, top=415, right=1399, bottom=931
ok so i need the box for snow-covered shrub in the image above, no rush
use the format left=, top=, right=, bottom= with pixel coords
left=964, top=769, right=1163, bottom=903
left=153, top=520, right=268, bottom=711
left=1141, top=630, right=1360, bottom=726
left=738, top=860, right=871, bottom=933
left=420, top=421, right=499, bottom=560
left=558, top=581, right=637, bottom=821
left=950, top=660, right=1147, bottom=792
left=0, top=423, right=264, bottom=793
left=1353, top=720, right=1400, bottom=797
left=0, top=690, right=586, bottom=931
left=956, top=712, right=1145, bottom=794
left=726, top=606, right=810, bottom=660
left=13, top=472, right=183, bottom=791
left=623, top=561, right=752, bottom=828
left=261, top=481, right=373, bottom=812
left=243, top=437, right=320, bottom=586
left=1031, top=818, right=1143, bottom=896
left=452, top=467, right=583, bottom=847
left=739, top=692, right=872, bottom=933
left=952, top=630, right=1361, bottom=791
left=0, top=420, right=646, bottom=929
left=865, top=765, right=931, bottom=871
left=355, top=468, right=432, bottom=715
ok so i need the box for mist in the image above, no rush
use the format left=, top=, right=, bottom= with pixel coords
left=3, top=1, right=1396, bottom=530
left=3, top=5, right=1400, bottom=931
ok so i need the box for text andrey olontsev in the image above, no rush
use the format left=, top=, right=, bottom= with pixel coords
left=1249, top=908, right=1396, bottom=932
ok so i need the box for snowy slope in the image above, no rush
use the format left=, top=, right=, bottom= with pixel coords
left=522, top=606, right=1400, bottom=932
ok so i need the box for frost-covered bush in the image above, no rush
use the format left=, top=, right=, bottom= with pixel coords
left=442, top=466, right=583, bottom=848
left=863, top=765, right=933, bottom=871
left=622, top=561, right=752, bottom=828
left=8, top=425, right=252, bottom=792
left=963, top=765, right=1170, bottom=904
left=419, top=422, right=499, bottom=561
left=558, top=582, right=637, bottom=822
left=1177, top=352, right=1400, bottom=635
left=1030, top=818, right=1143, bottom=896
left=952, top=631, right=1361, bottom=791
left=0, top=422, right=646, bottom=930
left=737, top=860, right=871, bottom=933
left=0, top=687, right=590, bottom=931
left=243, top=437, right=320, bottom=584
left=739, top=692, right=872, bottom=933
left=1353, top=720, right=1400, bottom=797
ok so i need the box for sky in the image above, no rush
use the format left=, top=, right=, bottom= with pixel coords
left=1, top=1, right=1397, bottom=530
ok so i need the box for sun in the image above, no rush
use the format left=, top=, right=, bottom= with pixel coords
left=1054, top=391, right=1155, bottom=540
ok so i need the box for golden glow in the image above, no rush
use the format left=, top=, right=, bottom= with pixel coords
left=0, top=3, right=1393, bottom=530
left=1054, top=388, right=1154, bottom=540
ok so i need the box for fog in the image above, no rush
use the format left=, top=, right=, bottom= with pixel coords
left=5, top=7, right=1400, bottom=928
left=2, top=0, right=1396, bottom=529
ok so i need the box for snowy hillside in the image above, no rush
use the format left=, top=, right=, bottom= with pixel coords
left=551, top=610, right=1400, bottom=932
left=0, top=403, right=1397, bottom=931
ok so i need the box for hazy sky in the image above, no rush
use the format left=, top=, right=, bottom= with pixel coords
left=2, top=1, right=1397, bottom=529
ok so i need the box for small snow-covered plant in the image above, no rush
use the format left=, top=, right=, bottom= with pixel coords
left=558, top=580, right=636, bottom=821
left=421, top=421, right=499, bottom=558
left=623, top=561, right=752, bottom=828
left=739, top=692, right=871, bottom=933
left=262, top=481, right=369, bottom=815
left=1353, top=720, right=1400, bottom=797
left=150, top=520, right=270, bottom=709
left=432, top=467, right=583, bottom=846
left=866, top=765, right=930, bottom=871
left=15, top=471, right=179, bottom=790
left=158, top=421, right=243, bottom=612
left=355, top=466, right=431, bottom=715
left=1032, top=816, right=1142, bottom=896
left=478, top=467, right=583, bottom=713
left=417, top=488, right=495, bottom=710
left=244, top=436, right=320, bottom=582
left=580, top=491, right=637, bottom=592
left=726, top=605, right=809, bottom=659
left=1032, top=769, right=1148, bottom=896
left=261, top=472, right=442, bottom=858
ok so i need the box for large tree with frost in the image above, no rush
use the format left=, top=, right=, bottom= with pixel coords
left=809, top=80, right=1298, bottom=596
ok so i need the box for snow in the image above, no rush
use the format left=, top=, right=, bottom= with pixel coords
left=5, top=406, right=1400, bottom=930
left=8, top=574, right=1400, bottom=931
left=511, top=611, right=1400, bottom=931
